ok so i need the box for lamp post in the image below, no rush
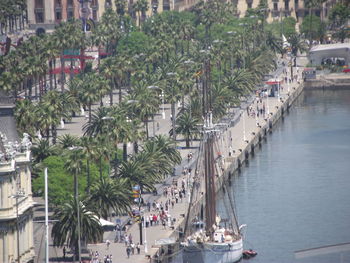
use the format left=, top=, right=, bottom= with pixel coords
left=102, top=116, right=114, bottom=175
left=166, top=72, right=177, bottom=144
left=240, top=110, right=246, bottom=141
left=68, top=146, right=83, bottom=263
left=9, top=190, right=26, bottom=263
left=132, top=185, right=143, bottom=245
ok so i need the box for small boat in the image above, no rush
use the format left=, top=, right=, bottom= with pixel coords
left=243, top=249, right=257, bottom=259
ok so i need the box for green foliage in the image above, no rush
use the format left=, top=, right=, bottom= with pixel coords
left=32, top=156, right=106, bottom=206
left=266, top=17, right=296, bottom=38
left=282, top=17, right=297, bottom=38
left=117, top=31, right=151, bottom=56
left=328, top=3, right=350, bottom=28
left=301, top=14, right=326, bottom=41
left=51, top=197, right=103, bottom=256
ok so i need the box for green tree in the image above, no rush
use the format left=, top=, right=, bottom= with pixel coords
left=171, top=110, right=200, bottom=148
left=51, top=197, right=103, bottom=260
left=88, top=177, right=131, bottom=219
left=31, top=139, right=55, bottom=164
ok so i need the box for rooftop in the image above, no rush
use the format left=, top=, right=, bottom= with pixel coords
left=310, top=43, right=350, bottom=52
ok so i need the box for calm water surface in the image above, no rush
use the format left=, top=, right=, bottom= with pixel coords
left=231, top=89, right=350, bottom=263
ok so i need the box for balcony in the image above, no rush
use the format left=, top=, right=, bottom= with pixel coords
left=0, top=160, right=15, bottom=174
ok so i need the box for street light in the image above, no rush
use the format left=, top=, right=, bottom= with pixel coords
left=9, top=190, right=26, bottom=263
left=166, top=73, right=178, bottom=144
left=102, top=116, right=114, bottom=175
left=68, top=146, right=83, bottom=263
left=240, top=110, right=247, bottom=141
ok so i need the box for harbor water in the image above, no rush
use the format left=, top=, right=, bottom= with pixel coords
left=171, top=89, right=350, bottom=263
left=230, top=89, right=350, bottom=263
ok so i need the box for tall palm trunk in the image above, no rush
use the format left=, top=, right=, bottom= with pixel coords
left=86, top=159, right=91, bottom=194
left=88, top=103, right=92, bottom=123
left=171, top=102, right=176, bottom=142
left=133, top=141, right=138, bottom=154
left=52, top=124, right=57, bottom=144
left=99, top=156, right=103, bottom=180
left=49, top=60, right=53, bottom=90
left=144, top=118, right=149, bottom=139
left=118, top=83, right=122, bottom=103
left=123, top=143, right=127, bottom=161
left=60, top=53, right=65, bottom=92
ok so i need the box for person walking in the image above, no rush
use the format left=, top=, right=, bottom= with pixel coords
left=131, top=242, right=135, bottom=255
left=126, top=246, right=131, bottom=258
left=136, top=243, right=141, bottom=254
left=106, top=239, right=110, bottom=250
left=63, top=247, right=66, bottom=259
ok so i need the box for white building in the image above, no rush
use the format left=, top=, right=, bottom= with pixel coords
left=309, top=43, right=350, bottom=65
left=0, top=100, right=35, bottom=263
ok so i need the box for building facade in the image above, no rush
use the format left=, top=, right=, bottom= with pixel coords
left=235, top=0, right=337, bottom=23
left=0, top=99, right=35, bottom=263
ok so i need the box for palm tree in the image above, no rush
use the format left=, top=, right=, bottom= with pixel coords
left=83, top=107, right=111, bottom=137
left=14, top=99, right=36, bottom=136
left=57, top=134, right=79, bottom=149
left=133, top=0, right=149, bottom=26
left=52, top=197, right=103, bottom=260
left=128, top=81, right=159, bottom=138
left=40, top=90, right=66, bottom=144
left=143, top=135, right=182, bottom=165
left=288, top=34, right=307, bottom=65
left=88, top=177, right=131, bottom=219
left=223, top=69, right=257, bottom=97
left=31, top=139, right=55, bottom=164
left=211, top=84, right=237, bottom=120
left=79, top=72, right=100, bottom=123
left=79, top=136, right=97, bottom=194
left=170, top=110, right=200, bottom=148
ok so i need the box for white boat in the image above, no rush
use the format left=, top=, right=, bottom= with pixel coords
left=182, top=233, right=243, bottom=263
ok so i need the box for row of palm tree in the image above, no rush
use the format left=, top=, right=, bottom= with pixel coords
left=32, top=131, right=180, bottom=259
left=0, top=0, right=27, bottom=35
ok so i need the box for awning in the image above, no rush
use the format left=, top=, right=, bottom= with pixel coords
left=99, top=218, right=115, bottom=227
left=265, top=79, right=282, bottom=85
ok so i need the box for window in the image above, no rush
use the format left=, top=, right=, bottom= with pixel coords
left=273, top=3, right=278, bottom=10
left=16, top=173, right=21, bottom=191
left=56, top=10, right=62, bottom=21
left=55, top=0, right=62, bottom=7
left=67, top=10, right=74, bottom=19
left=105, top=0, right=112, bottom=8
left=35, top=0, right=44, bottom=8
left=35, top=10, right=44, bottom=23
left=35, top=0, right=44, bottom=23
left=55, top=0, right=62, bottom=21
left=294, top=0, right=298, bottom=9
left=284, top=0, right=289, bottom=10
left=67, top=0, right=74, bottom=20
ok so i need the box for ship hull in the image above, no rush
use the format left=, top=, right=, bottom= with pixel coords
left=182, top=238, right=243, bottom=263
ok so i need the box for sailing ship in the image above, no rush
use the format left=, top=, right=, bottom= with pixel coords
left=181, top=58, right=244, bottom=263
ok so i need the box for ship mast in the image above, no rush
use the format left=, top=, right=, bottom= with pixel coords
left=202, top=51, right=217, bottom=237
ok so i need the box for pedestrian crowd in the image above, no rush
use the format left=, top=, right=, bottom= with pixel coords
left=90, top=250, right=113, bottom=263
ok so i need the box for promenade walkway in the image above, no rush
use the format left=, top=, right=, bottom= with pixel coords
left=34, top=56, right=307, bottom=263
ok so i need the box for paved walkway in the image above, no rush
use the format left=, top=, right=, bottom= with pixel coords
left=34, top=55, right=307, bottom=262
